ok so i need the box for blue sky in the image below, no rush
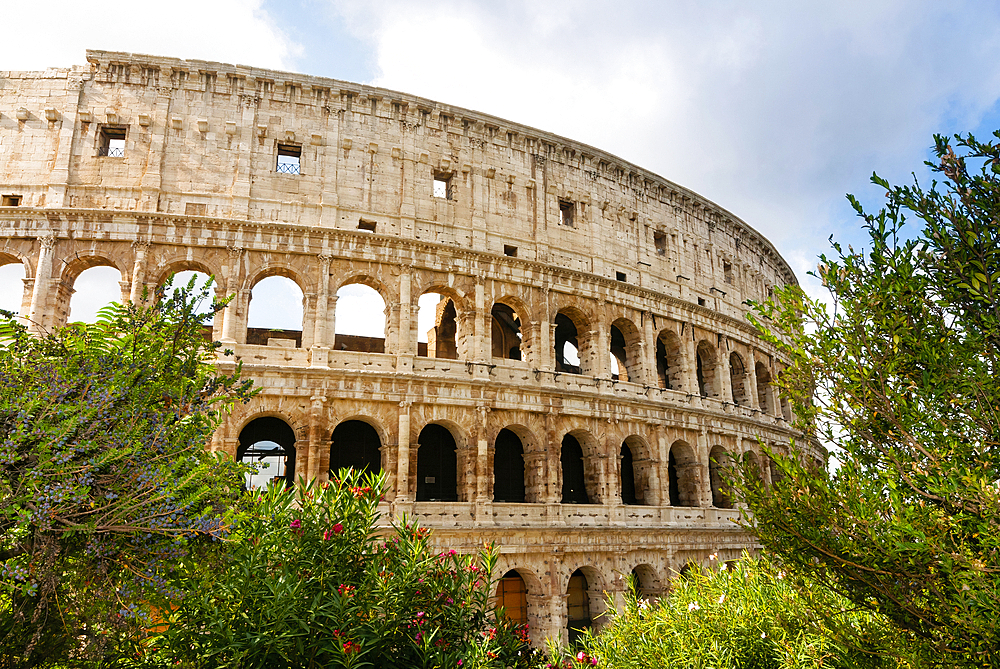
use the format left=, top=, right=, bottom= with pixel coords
left=3, top=0, right=1000, bottom=320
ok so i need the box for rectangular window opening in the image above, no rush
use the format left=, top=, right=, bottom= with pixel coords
left=654, top=231, right=666, bottom=256
left=559, top=199, right=574, bottom=227
left=358, top=219, right=377, bottom=233
left=1, top=195, right=22, bottom=207
left=433, top=172, right=453, bottom=199
left=276, top=143, right=302, bottom=175
left=98, top=126, right=127, bottom=157
left=616, top=271, right=627, bottom=282
left=503, top=244, right=518, bottom=258
left=723, top=260, right=733, bottom=284
left=697, top=297, right=707, bottom=307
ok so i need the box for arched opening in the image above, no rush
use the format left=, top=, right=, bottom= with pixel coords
left=630, top=564, right=660, bottom=599
left=566, top=569, right=592, bottom=644
left=695, top=340, right=718, bottom=398
left=416, top=424, right=458, bottom=501
left=667, top=440, right=700, bottom=507
left=0, top=260, right=26, bottom=315
left=334, top=283, right=387, bottom=353
left=655, top=329, right=683, bottom=391
left=493, top=428, right=526, bottom=503
left=620, top=442, right=637, bottom=505
left=330, top=420, right=382, bottom=477
left=610, top=318, right=642, bottom=382
left=247, top=275, right=304, bottom=347
left=554, top=312, right=582, bottom=374
left=709, top=446, right=733, bottom=509
left=560, top=434, right=590, bottom=504
left=744, top=450, right=763, bottom=486
left=68, top=265, right=122, bottom=323
left=163, top=270, right=217, bottom=340
left=491, top=303, right=522, bottom=360
left=756, top=362, right=774, bottom=414
left=496, top=570, right=528, bottom=625
left=238, top=416, right=297, bottom=489
left=609, top=324, right=629, bottom=381
left=418, top=291, right=458, bottom=359
left=730, top=352, right=749, bottom=405
left=768, top=454, right=784, bottom=485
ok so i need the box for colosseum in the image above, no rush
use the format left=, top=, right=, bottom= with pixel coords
left=0, top=50, right=813, bottom=644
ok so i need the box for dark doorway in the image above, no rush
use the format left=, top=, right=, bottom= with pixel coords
left=567, top=569, right=592, bottom=644
left=237, top=417, right=296, bottom=489
left=620, top=443, right=637, bottom=505
left=561, top=435, right=589, bottom=504
left=496, top=570, right=528, bottom=625
left=416, top=424, right=458, bottom=501
left=493, top=428, right=526, bottom=503
left=330, top=420, right=382, bottom=478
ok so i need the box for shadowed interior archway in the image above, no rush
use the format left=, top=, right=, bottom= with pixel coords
left=329, top=420, right=382, bottom=478
left=237, top=416, right=297, bottom=489
left=416, top=424, right=458, bottom=502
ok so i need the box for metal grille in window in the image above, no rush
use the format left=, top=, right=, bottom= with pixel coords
left=277, top=143, right=301, bottom=175
left=98, top=126, right=127, bottom=157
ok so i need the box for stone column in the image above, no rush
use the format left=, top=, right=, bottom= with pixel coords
left=697, top=429, right=713, bottom=507
left=396, top=401, right=412, bottom=501
left=748, top=358, right=761, bottom=410
left=312, top=255, right=332, bottom=347
left=220, top=247, right=244, bottom=344
left=27, top=234, right=56, bottom=334
left=307, top=396, right=326, bottom=482
left=129, top=241, right=150, bottom=304
left=396, top=269, right=413, bottom=362
left=474, top=404, right=493, bottom=525
left=473, top=280, right=489, bottom=378
left=642, top=311, right=656, bottom=386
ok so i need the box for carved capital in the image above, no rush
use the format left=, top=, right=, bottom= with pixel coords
left=38, top=234, right=56, bottom=250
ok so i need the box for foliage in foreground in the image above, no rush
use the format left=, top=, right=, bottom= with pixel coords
left=150, top=469, right=536, bottom=669
left=0, top=280, right=255, bottom=666
left=738, top=132, right=1000, bottom=666
left=572, top=555, right=911, bottom=669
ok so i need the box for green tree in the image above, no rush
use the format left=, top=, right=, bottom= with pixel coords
left=739, top=132, right=1000, bottom=666
left=572, top=554, right=908, bottom=669
left=151, top=469, right=536, bottom=669
left=0, top=280, right=255, bottom=666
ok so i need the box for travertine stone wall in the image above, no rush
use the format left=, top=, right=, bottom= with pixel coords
left=0, top=51, right=817, bottom=645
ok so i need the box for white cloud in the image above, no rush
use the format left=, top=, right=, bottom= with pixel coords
left=0, top=0, right=300, bottom=71
left=330, top=0, right=1000, bottom=279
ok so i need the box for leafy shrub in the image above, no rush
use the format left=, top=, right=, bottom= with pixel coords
left=149, top=469, right=532, bottom=668
left=567, top=554, right=914, bottom=669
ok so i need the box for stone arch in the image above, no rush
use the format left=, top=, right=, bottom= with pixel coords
left=609, top=317, right=643, bottom=383
left=755, top=361, right=774, bottom=415
left=334, top=276, right=390, bottom=353
left=629, top=563, right=663, bottom=598
left=743, top=448, right=763, bottom=486
left=655, top=328, right=684, bottom=391
left=564, top=565, right=609, bottom=643
left=244, top=264, right=309, bottom=347
left=620, top=435, right=653, bottom=505
left=0, top=251, right=33, bottom=318
left=667, top=439, right=700, bottom=507
left=695, top=339, right=720, bottom=398
left=729, top=351, right=749, bottom=405
left=415, top=421, right=461, bottom=502
left=560, top=429, right=601, bottom=504
left=151, top=258, right=225, bottom=293
left=57, top=255, right=128, bottom=325
left=237, top=415, right=298, bottom=489
left=243, top=263, right=312, bottom=295
left=554, top=305, right=594, bottom=375
left=416, top=284, right=470, bottom=360
left=493, top=427, right=526, bottom=503
left=709, top=445, right=734, bottom=509
left=491, top=563, right=545, bottom=645
left=491, top=299, right=525, bottom=361
left=329, top=417, right=384, bottom=479
left=491, top=422, right=544, bottom=504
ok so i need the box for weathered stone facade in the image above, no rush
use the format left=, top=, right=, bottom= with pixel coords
left=0, top=50, right=814, bottom=644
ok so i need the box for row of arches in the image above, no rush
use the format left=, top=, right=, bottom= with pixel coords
left=1, top=246, right=790, bottom=421
left=236, top=415, right=777, bottom=508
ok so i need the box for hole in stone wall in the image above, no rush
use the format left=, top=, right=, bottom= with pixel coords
left=334, top=284, right=386, bottom=353
left=0, top=262, right=25, bottom=314
left=330, top=420, right=382, bottom=477
left=493, top=428, right=525, bottom=503
left=357, top=219, right=377, bottom=233
left=560, top=434, right=589, bottom=504
left=724, top=260, right=733, bottom=284
left=653, top=231, right=666, bottom=256
left=69, top=265, right=122, bottom=323
left=247, top=275, right=304, bottom=347
left=1, top=195, right=22, bottom=207
left=98, top=125, right=126, bottom=157
left=503, top=244, right=517, bottom=257
left=418, top=292, right=458, bottom=359
left=433, top=172, right=453, bottom=199
left=238, top=416, right=296, bottom=489
left=559, top=199, right=574, bottom=227
left=276, top=142, right=301, bottom=174
left=490, top=303, right=522, bottom=360
left=616, top=271, right=626, bottom=282
left=416, top=424, right=458, bottom=502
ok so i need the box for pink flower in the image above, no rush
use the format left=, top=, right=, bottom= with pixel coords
left=333, top=522, right=344, bottom=534
left=577, top=651, right=586, bottom=662
left=290, top=519, right=301, bottom=530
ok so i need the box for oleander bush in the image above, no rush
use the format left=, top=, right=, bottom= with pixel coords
left=147, top=469, right=536, bottom=669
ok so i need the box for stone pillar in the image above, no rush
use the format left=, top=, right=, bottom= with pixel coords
left=697, top=429, right=713, bottom=507
left=474, top=404, right=493, bottom=525
left=642, top=311, right=656, bottom=386
left=312, top=255, right=332, bottom=348
left=473, top=280, right=489, bottom=378
left=129, top=241, right=150, bottom=304
left=593, top=321, right=609, bottom=379
left=748, top=358, right=761, bottom=410
left=397, top=269, right=412, bottom=358
left=27, top=234, right=55, bottom=334
left=719, top=345, right=733, bottom=402
left=307, top=396, right=326, bottom=482
left=682, top=327, right=698, bottom=397
left=220, top=247, right=244, bottom=344
left=396, top=401, right=412, bottom=501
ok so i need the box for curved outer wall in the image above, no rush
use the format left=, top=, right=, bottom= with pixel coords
left=0, top=50, right=814, bottom=644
